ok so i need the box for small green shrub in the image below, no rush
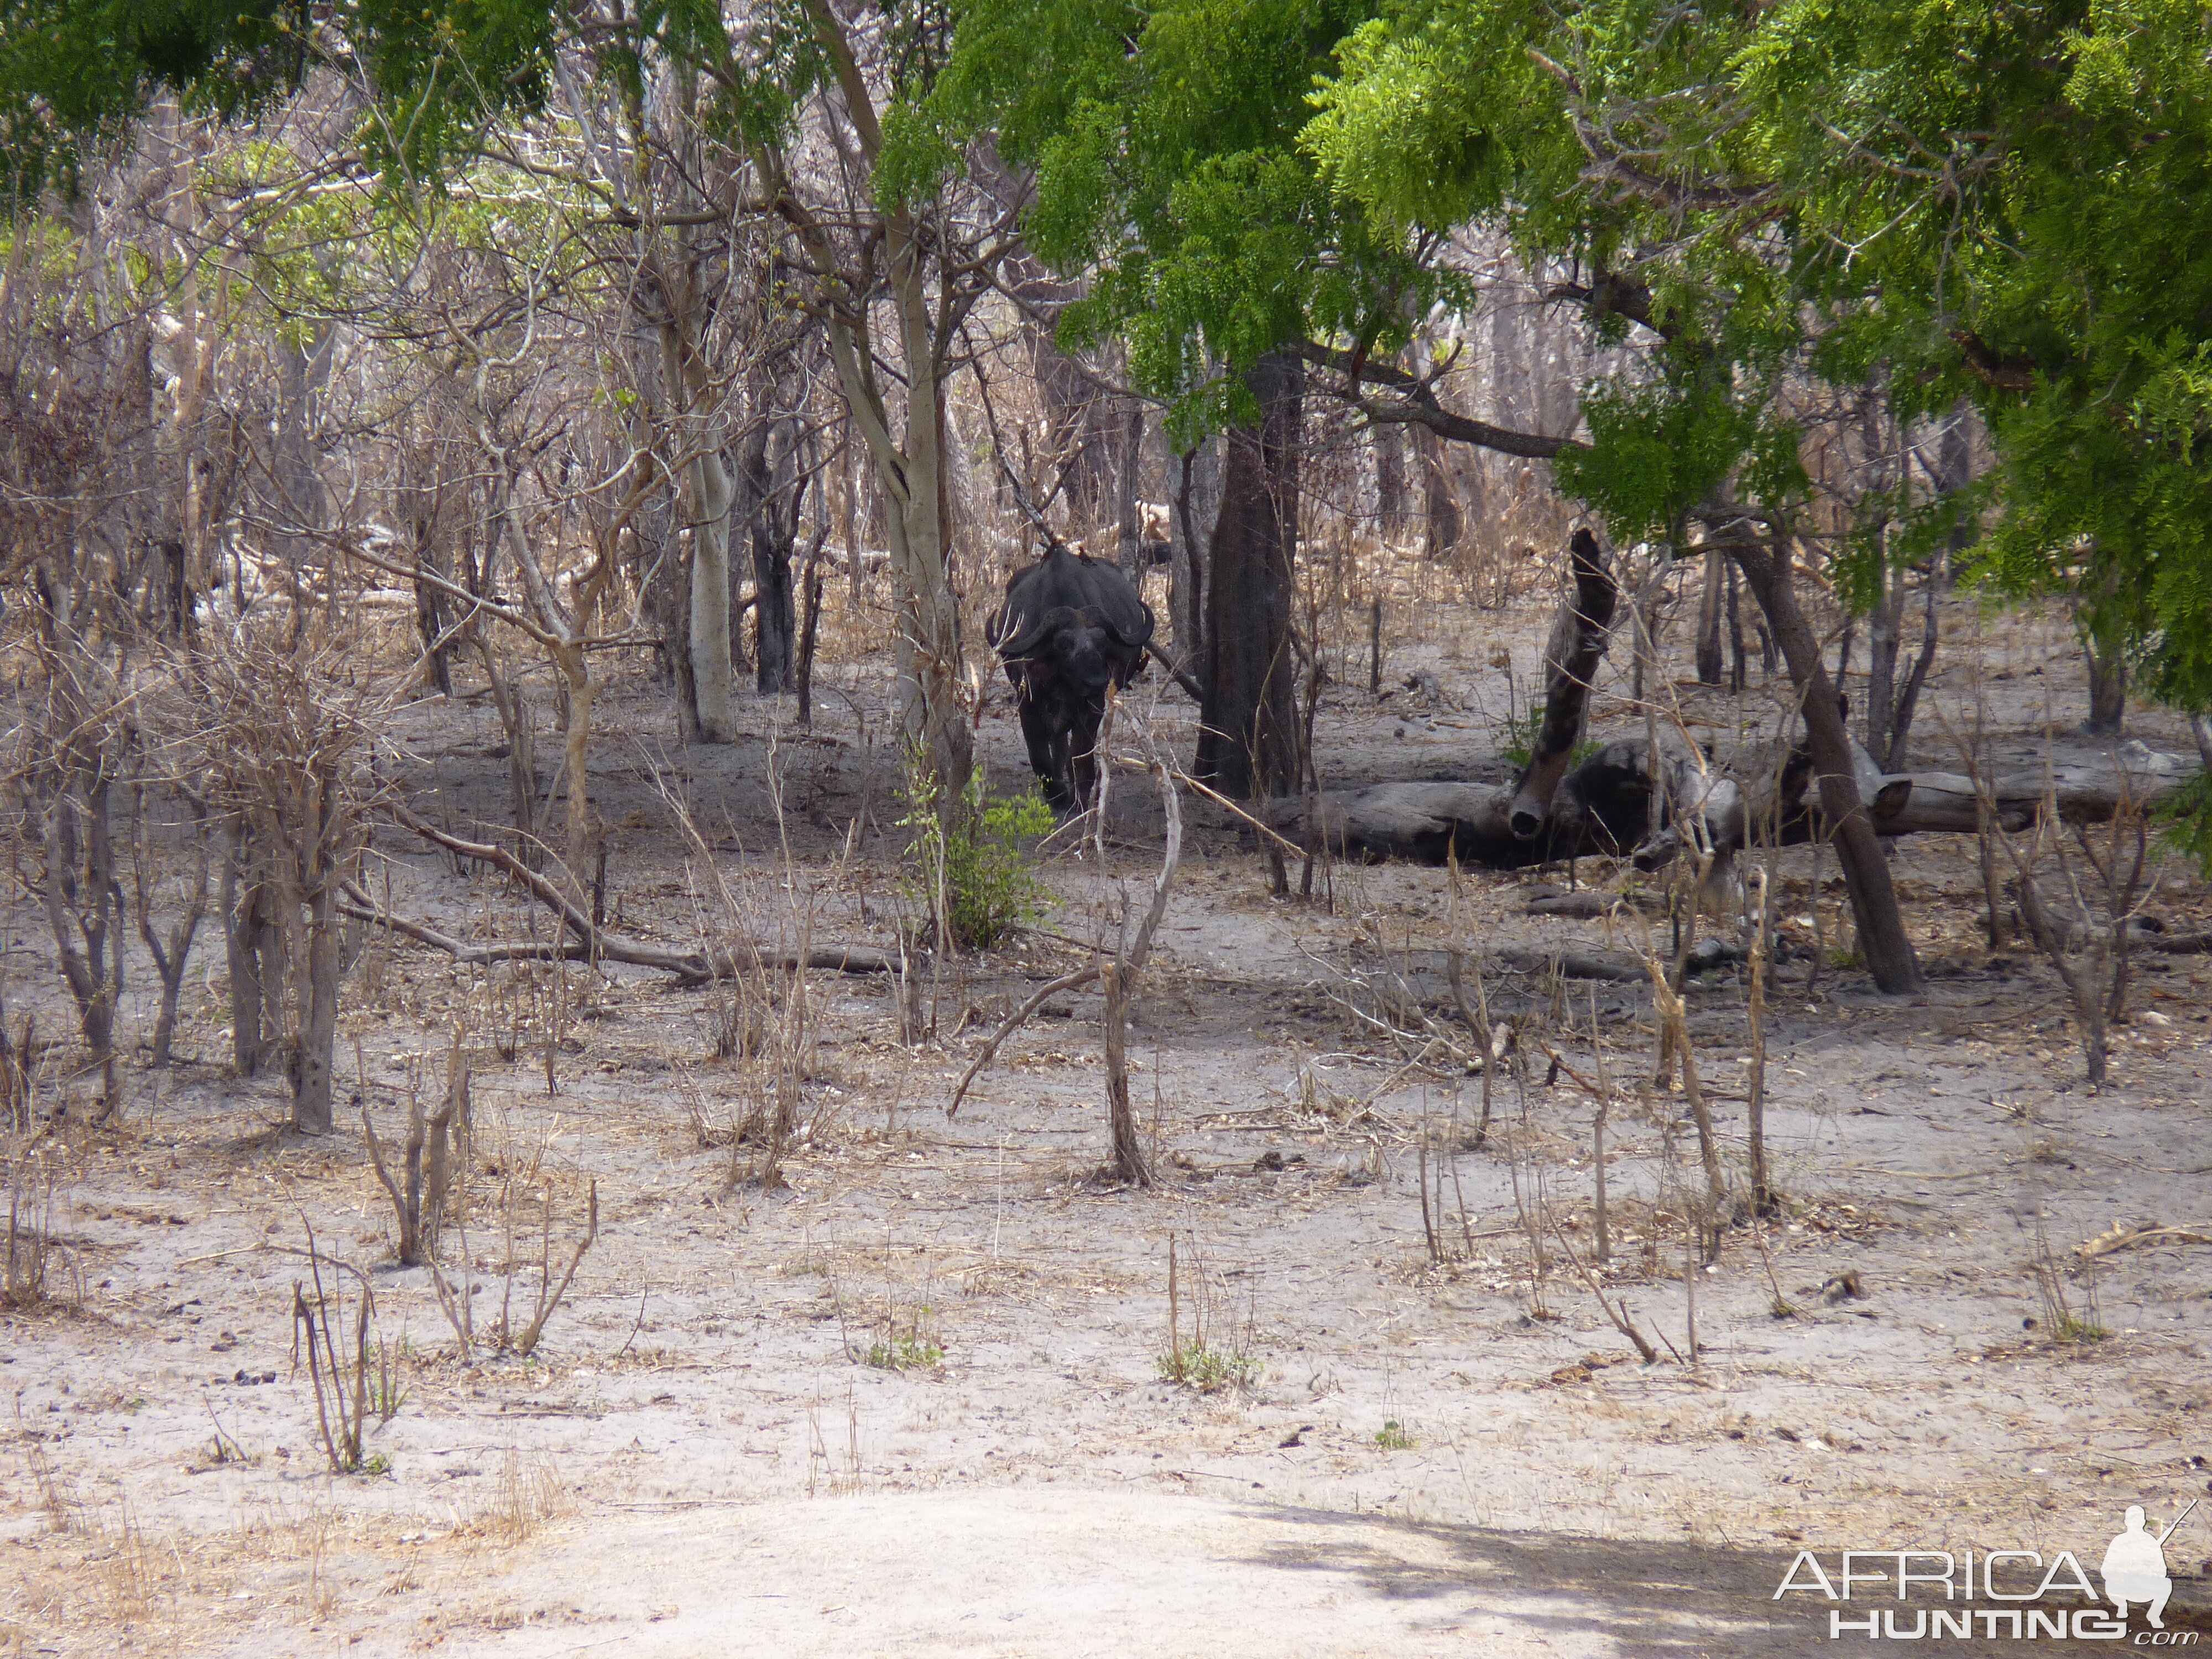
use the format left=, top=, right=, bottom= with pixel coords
left=862, top=1305, right=943, bottom=1370
left=1374, top=1419, right=1415, bottom=1450
left=865, top=1331, right=945, bottom=1370
left=1498, top=700, right=1600, bottom=773
left=901, top=757, right=1055, bottom=950
left=1157, top=1341, right=1258, bottom=1392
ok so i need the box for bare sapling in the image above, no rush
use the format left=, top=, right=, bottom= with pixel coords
left=1443, top=846, right=1498, bottom=1146
left=1101, top=757, right=1185, bottom=1186
left=1159, top=1233, right=1258, bottom=1390
left=359, top=1039, right=468, bottom=1267
left=431, top=1153, right=599, bottom=1361
left=290, top=1222, right=387, bottom=1474
left=1745, top=865, right=1773, bottom=1212
left=1547, top=1212, right=1657, bottom=1363
left=128, top=777, right=210, bottom=1069
left=4, top=1137, right=82, bottom=1311
left=23, top=664, right=128, bottom=1118
left=1631, top=909, right=1728, bottom=1238
left=1588, top=987, right=1611, bottom=1262
left=1944, top=714, right=2159, bottom=1087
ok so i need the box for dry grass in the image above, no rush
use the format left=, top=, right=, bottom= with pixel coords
left=486, top=1449, right=567, bottom=1545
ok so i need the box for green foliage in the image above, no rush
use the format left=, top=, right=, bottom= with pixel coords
left=0, top=0, right=818, bottom=212
left=1374, top=1418, right=1414, bottom=1449
left=925, top=0, right=1448, bottom=429
left=1298, top=0, right=2212, bottom=854
left=863, top=1307, right=945, bottom=1371
left=900, top=759, right=1056, bottom=951
left=1157, top=1340, right=1259, bottom=1392
left=1496, top=700, right=1598, bottom=773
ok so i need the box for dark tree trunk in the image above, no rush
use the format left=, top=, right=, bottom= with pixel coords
left=2084, top=641, right=2127, bottom=735
left=1375, top=421, right=1408, bottom=540
left=1729, top=536, right=1922, bottom=995
left=1415, top=424, right=1461, bottom=561
left=1196, top=354, right=1304, bottom=799
left=1726, top=558, right=1747, bottom=692
left=1508, top=529, right=1616, bottom=838
left=748, top=429, right=802, bottom=695
left=1168, top=438, right=1218, bottom=677
left=1694, top=546, right=1725, bottom=686
left=795, top=536, right=826, bottom=725
left=1115, top=401, right=1145, bottom=576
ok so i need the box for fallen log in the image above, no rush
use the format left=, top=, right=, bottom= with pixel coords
left=1269, top=742, right=2195, bottom=868
left=359, top=809, right=893, bottom=980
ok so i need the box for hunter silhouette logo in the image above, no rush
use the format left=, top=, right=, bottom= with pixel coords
left=2104, top=1502, right=2195, bottom=1630
left=1772, top=1500, right=2199, bottom=1641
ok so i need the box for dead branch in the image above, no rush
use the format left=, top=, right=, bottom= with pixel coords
left=370, top=808, right=891, bottom=978
left=946, top=964, right=1103, bottom=1118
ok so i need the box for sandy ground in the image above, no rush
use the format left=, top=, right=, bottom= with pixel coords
left=4, top=576, right=2210, bottom=1657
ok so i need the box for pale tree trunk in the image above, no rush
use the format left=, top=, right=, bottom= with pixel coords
left=629, top=70, right=737, bottom=744
left=662, top=314, right=738, bottom=744
left=776, top=1, right=990, bottom=803
left=1864, top=523, right=1905, bottom=760
left=885, top=250, right=973, bottom=796
left=291, top=878, right=340, bottom=1135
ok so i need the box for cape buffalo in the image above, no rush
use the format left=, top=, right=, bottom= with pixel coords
left=988, top=544, right=1154, bottom=814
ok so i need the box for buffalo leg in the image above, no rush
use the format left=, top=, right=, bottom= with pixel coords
left=1019, top=697, right=1075, bottom=813
left=1068, top=697, right=1107, bottom=812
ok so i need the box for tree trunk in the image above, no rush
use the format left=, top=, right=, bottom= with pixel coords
left=1726, top=558, right=1747, bottom=691
left=41, top=780, right=122, bottom=1110
left=1115, top=400, right=1145, bottom=575
left=1415, top=423, right=1460, bottom=561
left=814, top=204, right=973, bottom=801
left=686, top=445, right=738, bottom=740
left=1865, top=526, right=1906, bottom=761
left=1102, top=963, right=1148, bottom=1186
left=222, top=826, right=274, bottom=1076
left=796, top=536, right=825, bottom=724
left=748, top=424, right=802, bottom=693
left=1729, top=537, right=1922, bottom=994
left=1507, top=529, right=1616, bottom=837
left=2084, top=640, right=2127, bottom=735
left=1168, top=437, right=1218, bottom=676
left=1196, top=353, right=1303, bottom=799
left=291, top=879, right=340, bottom=1135
left=1694, top=546, right=1725, bottom=686
left=1375, top=420, right=1408, bottom=541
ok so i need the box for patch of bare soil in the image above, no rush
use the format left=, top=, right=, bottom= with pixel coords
left=4, top=586, right=2209, bottom=1657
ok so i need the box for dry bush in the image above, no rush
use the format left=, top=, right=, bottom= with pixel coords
left=3, top=1141, right=82, bottom=1313
left=429, top=1107, right=598, bottom=1360
left=361, top=1038, right=471, bottom=1267
left=289, top=1231, right=396, bottom=1474
left=486, top=1449, right=566, bottom=1543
